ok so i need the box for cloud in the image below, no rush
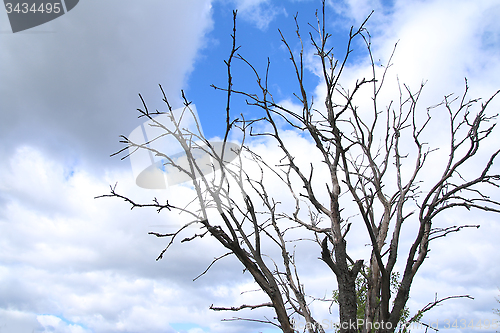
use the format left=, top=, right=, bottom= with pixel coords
left=0, top=144, right=267, bottom=332
left=226, top=0, right=286, bottom=30
left=37, top=314, right=92, bottom=333
left=341, top=0, right=500, bottom=97
left=328, top=0, right=385, bottom=27
left=0, top=0, right=214, bottom=174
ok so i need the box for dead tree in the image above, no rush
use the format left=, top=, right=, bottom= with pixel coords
left=97, top=2, right=500, bottom=333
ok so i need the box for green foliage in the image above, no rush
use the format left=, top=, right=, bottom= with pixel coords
left=332, top=270, right=411, bottom=332
left=391, top=272, right=413, bottom=333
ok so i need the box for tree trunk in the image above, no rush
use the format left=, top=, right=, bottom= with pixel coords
left=335, top=240, right=359, bottom=333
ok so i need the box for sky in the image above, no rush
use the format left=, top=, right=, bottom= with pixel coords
left=0, top=0, right=500, bottom=332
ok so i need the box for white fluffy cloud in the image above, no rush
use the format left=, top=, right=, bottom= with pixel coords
left=0, top=145, right=278, bottom=332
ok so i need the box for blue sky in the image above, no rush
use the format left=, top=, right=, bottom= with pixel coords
left=186, top=0, right=367, bottom=139
left=1, top=0, right=500, bottom=332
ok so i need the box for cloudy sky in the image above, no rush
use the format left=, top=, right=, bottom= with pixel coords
left=1, top=0, right=500, bottom=332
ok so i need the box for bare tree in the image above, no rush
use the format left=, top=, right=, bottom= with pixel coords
left=97, top=2, right=500, bottom=333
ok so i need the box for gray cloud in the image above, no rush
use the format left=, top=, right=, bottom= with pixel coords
left=0, top=0, right=214, bottom=173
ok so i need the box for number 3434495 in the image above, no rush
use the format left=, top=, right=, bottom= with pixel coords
left=5, top=2, right=61, bottom=14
